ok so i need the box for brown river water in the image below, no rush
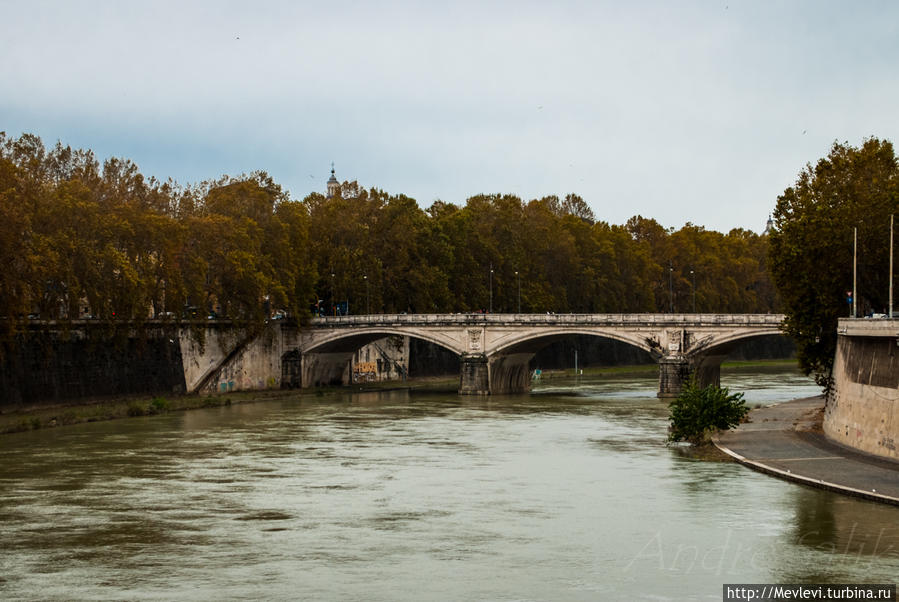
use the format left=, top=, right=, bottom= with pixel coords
left=1, top=366, right=897, bottom=600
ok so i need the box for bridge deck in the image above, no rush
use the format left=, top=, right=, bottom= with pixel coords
left=311, top=313, right=784, bottom=327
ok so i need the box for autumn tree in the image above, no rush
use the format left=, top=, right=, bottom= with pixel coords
left=768, top=138, right=899, bottom=389
left=0, top=130, right=787, bottom=349
left=0, top=156, right=31, bottom=336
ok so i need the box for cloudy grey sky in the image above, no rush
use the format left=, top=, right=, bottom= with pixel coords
left=2, top=0, right=897, bottom=232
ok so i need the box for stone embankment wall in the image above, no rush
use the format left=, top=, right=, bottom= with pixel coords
left=0, top=325, right=186, bottom=407
left=0, top=322, right=288, bottom=407
left=824, top=319, right=899, bottom=461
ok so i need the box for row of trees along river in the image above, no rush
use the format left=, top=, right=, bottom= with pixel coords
left=1, top=131, right=897, bottom=388
left=0, top=132, right=777, bottom=343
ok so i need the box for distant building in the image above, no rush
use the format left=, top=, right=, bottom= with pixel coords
left=763, top=214, right=774, bottom=235
left=326, top=163, right=340, bottom=199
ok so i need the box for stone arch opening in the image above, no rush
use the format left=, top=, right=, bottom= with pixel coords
left=491, top=328, right=655, bottom=358
left=695, top=333, right=794, bottom=363
left=297, top=329, right=463, bottom=389
left=486, top=331, right=656, bottom=395
left=674, top=332, right=795, bottom=397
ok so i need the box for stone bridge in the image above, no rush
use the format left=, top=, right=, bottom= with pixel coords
left=286, top=313, right=786, bottom=397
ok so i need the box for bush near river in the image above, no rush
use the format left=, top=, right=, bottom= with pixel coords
left=668, top=380, right=749, bottom=445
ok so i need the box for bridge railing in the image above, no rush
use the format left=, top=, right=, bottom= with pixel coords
left=311, top=313, right=785, bottom=327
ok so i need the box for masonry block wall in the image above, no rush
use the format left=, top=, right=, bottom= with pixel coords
left=825, top=326, right=899, bottom=461
left=0, top=327, right=186, bottom=406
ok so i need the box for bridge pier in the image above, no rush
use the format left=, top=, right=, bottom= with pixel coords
left=657, top=353, right=725, bottom=398
left=692, top=353, right=725, bottom=390
left=658, top=355, right=692, bottom=398
left=489, top=353, right=534, bottom=395
left=459, top=354, right=489, bottom=395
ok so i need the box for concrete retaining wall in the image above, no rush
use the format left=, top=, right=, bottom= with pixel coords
left=188, top=324, right=287, bottom=394
left=824, top=320, right=899, bottom=460
left=0, top=321, right=290, bottom=406
left=0, top=324, right=186, bottom=406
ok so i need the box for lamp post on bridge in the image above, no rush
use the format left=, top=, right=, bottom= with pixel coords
left=889, top=214, right=894, bottom=319
left=364, top=275, right=370, bottom=315
left=690, top=269, right=696, bottom=313
left=853, top=227, right=857, bottom=319
left=330, top=272, right=335, bottom=316
left=668, top=264, right=674, bottom=313
left=515, top=270, right=521, bottom=314
left=489, top=264, right=494, bottom=313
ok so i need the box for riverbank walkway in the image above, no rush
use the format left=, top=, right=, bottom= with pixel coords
left=714, top=396, right=899, bottom=506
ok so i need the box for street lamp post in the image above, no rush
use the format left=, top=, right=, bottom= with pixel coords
left=330, top=273, right=335, bottom=316
left=690, top=269, right=696, bottom=313
left=853, top=227, right=857, bottom=318
left=364, top=275, right=370, bottom=315
left=890, top=213, right=894, bottom=318
left=515, top=270, right=521, bottom=314
left=668, top=264, right=674, bottom=313
left=489, top=265, right=494, bottom=313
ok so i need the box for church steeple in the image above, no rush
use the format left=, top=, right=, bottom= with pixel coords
left=326, top=162, right=339, bottom=199
left=763, top=214, right=774, bottom=235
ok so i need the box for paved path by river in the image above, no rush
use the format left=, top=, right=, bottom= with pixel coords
left=715, top=397, right=899, bottom=505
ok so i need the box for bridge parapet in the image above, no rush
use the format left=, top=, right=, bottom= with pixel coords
left=312, top=313, right=784, bottom=328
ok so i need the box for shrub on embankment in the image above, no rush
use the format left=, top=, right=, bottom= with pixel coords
left=668, top=380, right=749, bottom=445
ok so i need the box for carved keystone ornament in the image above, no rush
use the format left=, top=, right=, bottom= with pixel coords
left=468, top=329, right=482, bottom=351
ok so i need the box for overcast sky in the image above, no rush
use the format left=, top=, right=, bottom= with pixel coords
left=2, top=0, right=897, bottom=232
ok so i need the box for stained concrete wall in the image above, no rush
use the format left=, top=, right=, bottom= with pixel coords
left=181, top=323, right=289, bottom=395
left=179, top=326, right=244, bottom=393
left=824, top=320, right=899, bottom=460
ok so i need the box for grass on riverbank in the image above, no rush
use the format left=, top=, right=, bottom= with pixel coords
left=0, top=389, right=304, bottom=435
left=0, top=379, right=466, bottom=435
left=0, top=359, right=798, bottom=436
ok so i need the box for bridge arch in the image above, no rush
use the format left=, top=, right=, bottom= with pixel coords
left=684, top=327, right=786, bottom=358
left=485, top=328, right=656, bottom=395
left=293, top=326, right=467, bottom=389
left=663, top=328, right=790, bottom=397
left=291, top=313, right=787, bottom=395
left=300, top=326, right=467, bottom=356
left=488, top=327, right=656, bottom=358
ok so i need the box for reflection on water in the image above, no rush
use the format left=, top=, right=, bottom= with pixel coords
left=1, top=366, right=897, bottom=601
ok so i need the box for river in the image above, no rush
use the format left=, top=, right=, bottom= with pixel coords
left=2, top=365, right=898, bottom=601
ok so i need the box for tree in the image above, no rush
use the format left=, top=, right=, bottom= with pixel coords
left=0, top=129, right=790, bottom=343
left=668, top=380, right=748, bottom=445
left=768, top=138, right=899, bottom=389
left=560, top=193, right=595, bottom=224
left=0, top=156, right=31, bottom=335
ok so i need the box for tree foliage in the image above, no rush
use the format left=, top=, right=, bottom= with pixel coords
left=0, top=131, right=781, bottom=345
left=668, top=380, right=749, bottom=445
left=768, top=138, right=899, bottom=389
left=306, top=189, right=778, bottom=316
left=0, top=132, right=316, bottom=334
